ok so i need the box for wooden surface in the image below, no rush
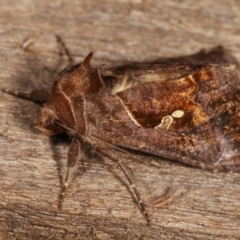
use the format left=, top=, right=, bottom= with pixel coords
left=1, top=0, right=240, bottom=239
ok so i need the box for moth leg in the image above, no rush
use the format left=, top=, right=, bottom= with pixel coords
left=59, top=137, right=80, bottom=210
left=79, top=135, right=150, bottom=225
left=97, top=148, right=150, bottom=225
left=53, top=121, right=149, bottom=224
left=117, top=159, right=150, bottom=225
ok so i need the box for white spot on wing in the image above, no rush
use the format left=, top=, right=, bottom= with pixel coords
left=171, top=110, right=184, bottom=118
left=155, top=115, right=173, bottom=130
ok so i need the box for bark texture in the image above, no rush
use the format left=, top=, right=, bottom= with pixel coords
left=0, top=0, right=240, bottom=239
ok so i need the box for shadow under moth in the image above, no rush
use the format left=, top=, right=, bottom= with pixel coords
left=4, top=45, right=240, bottom=224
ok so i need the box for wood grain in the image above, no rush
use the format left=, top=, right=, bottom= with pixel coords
left=0, top=0, right=240, bottom=239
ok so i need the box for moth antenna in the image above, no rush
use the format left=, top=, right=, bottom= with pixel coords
left=0, top=88, right=49, bottom=103
left=56, top=35, right=93, bottom=69
left=55, top=35, right=74, bottom=66
left=0, top=88, right=28, bottom=99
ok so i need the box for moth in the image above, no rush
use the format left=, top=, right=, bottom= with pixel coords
left=35, top=46, right=240, bottom=173
left=4, top=45, right=240, bottom=224
left=32, top=46, right=240, bottom=223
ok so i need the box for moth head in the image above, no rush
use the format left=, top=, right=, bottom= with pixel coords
left=35, top=105, right=64, bottom=136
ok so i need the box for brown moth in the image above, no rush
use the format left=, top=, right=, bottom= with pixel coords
left=33, top=46, right=240, bottom=223
left=35, top=46, right=240, bottom=172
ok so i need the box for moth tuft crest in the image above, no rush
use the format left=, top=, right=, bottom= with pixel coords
left=82, top=52, right=93, bottom=68
left=111, top=71, right=135, bottom=94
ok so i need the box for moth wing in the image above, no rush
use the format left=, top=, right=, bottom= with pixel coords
left=90, top=56, right=240, bottom=172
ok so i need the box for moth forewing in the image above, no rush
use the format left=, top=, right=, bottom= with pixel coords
left=97, top=63, right=240, bottom=172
